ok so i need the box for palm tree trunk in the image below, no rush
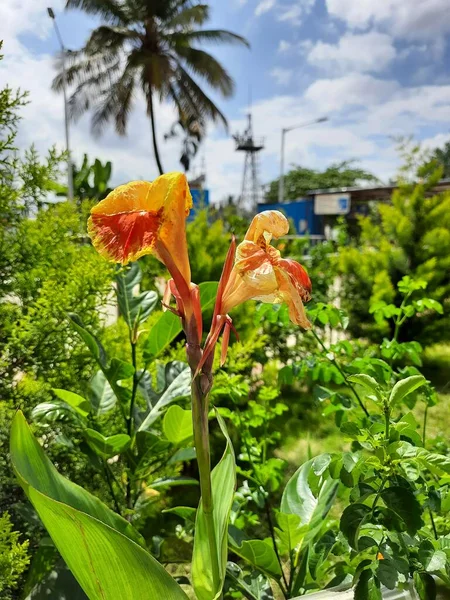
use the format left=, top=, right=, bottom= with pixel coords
left=147, top=87, right=164, bottom=175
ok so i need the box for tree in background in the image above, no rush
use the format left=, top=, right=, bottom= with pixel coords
left=432, top=141, right=450, bottom=178
left=56, top=154, right=113, bottom=203
left=53, top=0, right=248, bottom=175
left=264, top=160, right=378, bottom=203
left=338, top=156, right=450, bottom=345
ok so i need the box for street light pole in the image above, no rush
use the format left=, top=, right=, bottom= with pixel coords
left=278, top=116, right=328, bottom=204
left=48, top=7, right=74, bottom=202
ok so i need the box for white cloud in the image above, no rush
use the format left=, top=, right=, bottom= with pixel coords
left=308, top=32, right=396, bottom=74
left=304, top=73, right=399, bottom=113
left=278, top=40, right=292, bottom=53
left=255, top=0, right=275, bottom=16
left=270, top=68, right=294, bottom=86
left=326, top=0, right=450, bottom=40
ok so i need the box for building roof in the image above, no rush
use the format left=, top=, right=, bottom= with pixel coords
left=306, top=178, right=450, bottom=202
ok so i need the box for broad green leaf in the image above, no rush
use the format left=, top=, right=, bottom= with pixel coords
left=192, top=410, right=236, bottom=600
left=53, top=389, right=90, bottom=418
left=229, top=538, right=282, bottom=579
left=389, top=375, right=426, bottom=407
left=84, top=429, right=131, bottom=459
left=142, top=282, right=218, bottom=362
left=31, top=401, right=84, bottom=425
left=419, top=540, right=447, bottom=572
left=381, top=486, right=423, bottom=534
left=163, top=406, right=193, bottom=445
left=347, top=374, right=383, bottom=401
left=417, top=449, right=450, bottom=475
left=10, top=411, right=187, bottom=600
left=340, top=503, right=371, bottom=550
left=377, top=558, right=398, bottom=589
left=116, top=263, right=158, bottom=328
left=138, top=367, right=191, bottom=431
left=88, top=370, right=116, bottom=415
left=281, top=456, right=339, bottom=543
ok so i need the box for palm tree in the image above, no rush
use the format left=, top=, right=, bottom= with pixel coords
left=52, top=0, right=249, bottom=175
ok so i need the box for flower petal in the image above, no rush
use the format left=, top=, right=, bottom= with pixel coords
left=244, top=210, right=289, bottom=246
left=88, top=173, right=192, bottom=284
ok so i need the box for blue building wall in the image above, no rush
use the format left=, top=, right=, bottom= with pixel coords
left=188, top=189, right=210, bottom=221
left=257, top=199, right=322, bottom=235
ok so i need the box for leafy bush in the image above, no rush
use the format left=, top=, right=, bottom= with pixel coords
left=0, top=511, right=30, bottom=598
left=338, top=158, right=450, bottom=346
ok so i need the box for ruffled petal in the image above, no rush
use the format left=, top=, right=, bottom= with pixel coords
left=88, top=173, right=192, bottom=284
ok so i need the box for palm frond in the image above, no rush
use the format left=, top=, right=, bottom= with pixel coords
left=65, top=0, right=129, bottom=24
left=169, top=29, right=249, bottom=47
left=174, top=47, right=234, bottom=97
left=166, top=4, right=210, bottom=27
left=171, top=64, right=228, bottom=129
left=84, top=26, right=141, bottom=54
left=91, top=69, right=136, bottom=136
left=52, top=50, right=121, bottom=93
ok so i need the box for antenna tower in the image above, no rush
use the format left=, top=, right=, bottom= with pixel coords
left=233, top=113, right=265, bottom=211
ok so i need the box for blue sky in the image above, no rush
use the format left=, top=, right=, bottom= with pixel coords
left=1, top=0, right=450, bottom=203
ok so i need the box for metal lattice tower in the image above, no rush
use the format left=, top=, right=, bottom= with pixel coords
left=233, top=113, right=265, bottom=211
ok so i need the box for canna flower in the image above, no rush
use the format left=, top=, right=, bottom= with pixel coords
left=198, top=210, right=312, bottom=372
left=88, top=172, right=201, bottom=339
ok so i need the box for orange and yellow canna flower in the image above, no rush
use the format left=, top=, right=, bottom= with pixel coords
left=220, top=210, right=312, bottom=328
left=88, top=172, right=203, bottom=339
left=88, top=172, right=192, bottom=284
left=198, top=210, right=312, bottom=373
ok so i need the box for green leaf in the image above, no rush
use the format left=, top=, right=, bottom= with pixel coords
left=414, top=571, right=436, bottom=600
left=381, top=487, right=423, bottom=534
left=31, top=401, right=85, bottom=425
left=347, top=374, right=383, bottom=401
left=340, top=503, right=371, bottom=550
left=274, top=512, right=304, bottom=555
left=138, top=367, right=191, bottom=431
left=142, top=282, right=218, bottom=362
left=229, top=538, right=282, bottom=579
left=10, top=411, right=187, bottom=600
left=389, top=375, right=426, bottom=407
left=281, top=456, right=338, bottom=533
left=419, top=540, right=447, bottom=572
left=168, top=447, right=196, bottom=464
left=52, top=389, right=90, bottom=418
left=88, top=370, right=116, bottom=415
left=68, top=313, right=107, bottom=367
left=84, top=429, right=131, bottom=459
left=150, top=476, right=198, bottom=489
left=376, top=558, right=398, bottom=589
left=417, top=449, right=450, bottom=475
left=355, top=570, right=382, bottom=600
left=192, top=410, right=236, bottom=600
left=116, top=263, right=158, bottom=329
left=163, top=406, right=193, bottom=445
left=163, top=507, right=197, bottom=522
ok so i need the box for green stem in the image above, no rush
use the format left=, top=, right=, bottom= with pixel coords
left=103, top=462, right=122, bottom=516
left=422, top=402, right=428, bottom=449
left=384, top=406, right=390, bottom=442
left=311, top=329, right=369, bottom=417
left=191, top=378, right=221, bottom=593
left=128, top=342, right=138, bottom=436
left=429, top=508, right=438, bottom=540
